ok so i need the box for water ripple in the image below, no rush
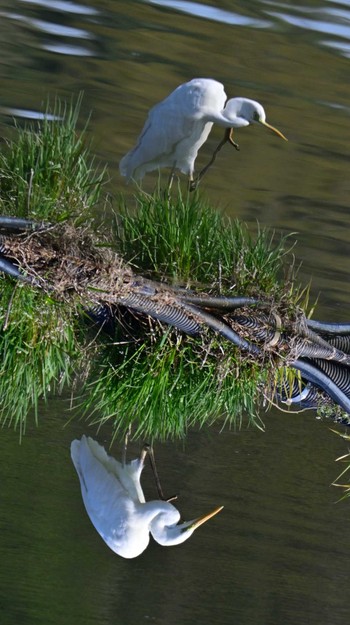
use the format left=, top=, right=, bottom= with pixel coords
left=321, top=38, right=350, bottom=56
left=147, top=0, right=271, bottom=28
left=42, top=43, right=96, bottom=56
left=268, top=10, right=350, bottom=39
left=0, top=106, right=61, bottom=120
left=262, top=0, right=350, bottom=56
left=23, top=17, right=92, bottom=39
left=1, top=3, right=99, bottom=59
left=18, top=0, right=99, bottom=16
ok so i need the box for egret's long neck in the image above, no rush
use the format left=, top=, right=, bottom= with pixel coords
left=147, top=503, right=194, bottom=547
left=140, top=500, right=177, bottom=524
left=135, top=500, right=186, bottom=546
left=206, top=111, right=236, bottom=127
left=207, top=109, right=249, bottom=129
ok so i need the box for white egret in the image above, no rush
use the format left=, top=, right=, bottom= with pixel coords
left=119, top=77, right=287, bottom=189
left=71, top=435, right=223, bottom=559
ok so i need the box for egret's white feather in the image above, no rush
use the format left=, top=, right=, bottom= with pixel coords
left=119, top=77, right=287, bottom=186
left=71, top=436, right=223, bottom=559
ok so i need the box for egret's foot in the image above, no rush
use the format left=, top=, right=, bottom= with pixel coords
left=143, top=442, right=175, bottom=501
left=227, top=128, right=240, bottom=151
left=166, top=494, right=178, bottom=503
left=142, top=443, right=151, bottom=455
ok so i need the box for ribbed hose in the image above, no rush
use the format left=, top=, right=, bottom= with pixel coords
left=179, top=301, right=262, bottom=355
left=292, top=359, right=350, bottom=414
left=177, top=294, right=266, bottom=310
left=0, top=256, right=33, bottom=283
left=328, top=335, right=350, bottom=354
left=232, top=313, right=280, bottom=344
left=306, top=319, right=350, bottom=335
left=304, top=359, right=350, bottom=399
left=118, top=293, right=202, bottom=335
left=0, top=216, right=45, bottom=231
left=296, top=341, right=350, bottom=365
left=278, top=380, right=320, bottom=409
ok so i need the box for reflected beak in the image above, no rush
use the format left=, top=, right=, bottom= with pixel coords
left=259, top=120, right=288, bottom=141
left=186, top=505, right=224, bottom=531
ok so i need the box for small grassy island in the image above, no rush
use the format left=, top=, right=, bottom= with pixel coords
left=1, top=100, right=349, bottom=447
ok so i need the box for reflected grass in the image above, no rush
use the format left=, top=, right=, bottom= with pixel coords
left=330, top=429, right=350, bottom=500
left=0, top=284, right=87, bottom=436
left=84, top=328, right=267, bottom=441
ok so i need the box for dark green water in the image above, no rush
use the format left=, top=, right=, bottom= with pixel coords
left=1, top=1, right=350, bottom=623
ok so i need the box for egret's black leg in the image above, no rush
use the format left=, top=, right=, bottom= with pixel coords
left=143, top=443, right=177, bottom=502
left=226, top=128, right=240, bottom=151
left=190, top=128, right=240, bottom=192
left=188, top=174, right=194, bottom=192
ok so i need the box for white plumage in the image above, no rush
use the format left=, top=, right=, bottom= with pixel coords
left=119, top=77, right=287, bottom=185
left=71, top=436, right=223, bottom=559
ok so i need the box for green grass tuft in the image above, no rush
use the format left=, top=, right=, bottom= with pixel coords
left=0, top=283, right=86, bottom=436
left=77, top=189, right=296, bottom=439
left=0, top=95, right=105, bottom=222
left=115, top=189, right=291, bottom=296
left=83, top=327, right=267, bottom=441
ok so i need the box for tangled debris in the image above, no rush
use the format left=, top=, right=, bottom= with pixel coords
left=1, top=216, right=350, bottom=436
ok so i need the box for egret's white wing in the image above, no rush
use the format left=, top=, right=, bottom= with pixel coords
left=116, top=458, right=146, bottom=503
left=119, top=78, right=227, bottom=180
left=71, top=437, right=150, bottom=557
left=71, top=437, right=128, bottom=512
left=73, top=436, right=146, bottom=501
left=120, top=101, right=193, bottom=179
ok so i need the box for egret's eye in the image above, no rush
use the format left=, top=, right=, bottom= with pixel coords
left=253, top=112, right=260, bottom=122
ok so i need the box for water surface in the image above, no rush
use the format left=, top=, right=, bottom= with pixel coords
left=1, top=2, right=350, bottom=624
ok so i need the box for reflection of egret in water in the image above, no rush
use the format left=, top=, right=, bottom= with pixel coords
left=71, top=436, right=223, bottom=559
left=119, top=77, right=287, bottom=189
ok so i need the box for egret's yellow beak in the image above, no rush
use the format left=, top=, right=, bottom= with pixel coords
left=260, top=120, right=288, bottom=141
left=189, top=505, right=224, bottom=531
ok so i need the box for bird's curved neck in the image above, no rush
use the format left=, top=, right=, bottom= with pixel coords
left=137, top=500, right=185, bottom=546
left=214, top=99, right=253, bottom=128
left=141, top=500, right=175, bottom=523
left=206, top=111, right=233, bottom=127
left=207, top=110, right=247, bottom=129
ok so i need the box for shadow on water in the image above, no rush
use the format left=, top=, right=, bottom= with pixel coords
left=1, top=1, right=350, bottom=624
